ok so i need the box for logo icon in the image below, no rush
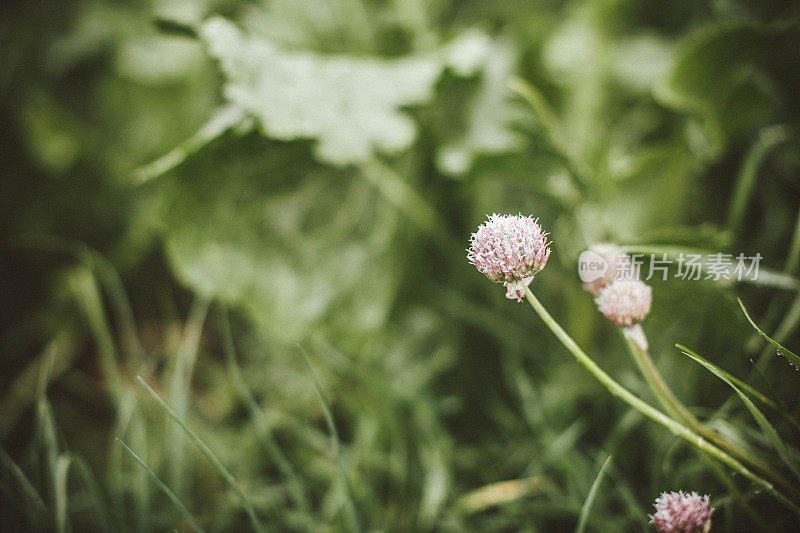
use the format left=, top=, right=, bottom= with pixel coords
left=578, top=250, right=609, bottom=283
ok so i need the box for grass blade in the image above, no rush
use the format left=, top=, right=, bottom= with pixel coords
left=54, top=455, right=72, bottom=533
left=677, top=345, right=800, bottom=481
left=726, top=125, right=792, bottom=236
left=739, top=298, right=800, bottom=371
left=0, top=331, right=76, bottom=439
left=0, top=445, right=48, bottom=516
left=166, top=295, right=210, bottom=493
left=457, top=476, right=548, bottom=514
left=117, top=439, right=204, bottom=533
left=672, top=344, right=779, bottom=411
left=748, top=358, right=800, bottom=434
left=219, top=312, right=310, bottom=513
left=508, top=76, right=590, bottom=188
left=10, top=234, right=146, bottom=362
left=361, top=158, right=449, bottom=247
left=68, top=454, right=112, bottom=531
left=69, top=267, right=123, bottom=396
left=575, top=455, right=612, bottom=533
left=133, top=104, right=248, bottom=184
left=298, top=345, right=361, bottom=533
left=785, top=208, right=800, bottom=275
left=137, top=376, right=264, bottom=533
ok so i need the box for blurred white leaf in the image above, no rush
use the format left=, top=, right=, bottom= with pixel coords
left=612, top=36, right=673, bottom=91
left=200, top=17, right=444, bottom=165
left=437, top=38, right=524, bottom=176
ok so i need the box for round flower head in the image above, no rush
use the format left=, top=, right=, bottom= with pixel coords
left=650, top=491, right=713, bottom=533
left=467, top=213, right=551, bottom=301
left=595, top=279, right=652, bottom=328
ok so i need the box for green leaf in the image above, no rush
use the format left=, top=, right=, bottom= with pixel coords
left=656, top=22, right=800, bottom=158
left=200, top=17, right=443, bottom=165
left=160, top=137, right=400, bottom=343
left=677, top=344, right=800, bottom=482
left=726, top=125, right=793, bottom=235
left=739, top=298, right=800, bottom=371
left=219, top=312, right=310, bottom=514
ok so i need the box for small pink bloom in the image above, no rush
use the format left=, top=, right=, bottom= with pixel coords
left=467, top=214, right=551, bottom=301
left=595, top=279, right=652, bottom=328
left=650, top=491, right=714, bottom=533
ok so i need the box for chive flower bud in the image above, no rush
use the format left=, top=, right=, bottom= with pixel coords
left=595, top=279, right=652, bottom=328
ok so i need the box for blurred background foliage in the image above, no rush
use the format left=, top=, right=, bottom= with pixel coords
left=2, top=0, right=800, bottom=530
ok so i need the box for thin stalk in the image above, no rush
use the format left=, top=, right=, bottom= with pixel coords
left=623, top=335, right=783, bottom=485
left=623, top=335, right=698, bottom=426
left=523, top=287, right=800, bottom=515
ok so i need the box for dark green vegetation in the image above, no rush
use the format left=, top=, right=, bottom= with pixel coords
left=2, top=0, right=800, bottom=531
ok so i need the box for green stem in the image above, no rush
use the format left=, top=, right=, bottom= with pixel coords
left=523, top=287, right=800, bottom=515
left=623, top=334, right=786, bottom=521
left=624, top=334, right=696, bottom=425
left=623, top=335, right=783, bottom=484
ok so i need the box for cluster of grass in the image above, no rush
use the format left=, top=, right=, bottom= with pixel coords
left=3, top=0, right=800, bottom=531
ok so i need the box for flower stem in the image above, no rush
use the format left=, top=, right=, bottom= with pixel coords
left=523, top=287, right=800, bottom=515
left=623, top=333, right=790, bottom=519
left=623, top=333, right=794, bottom=493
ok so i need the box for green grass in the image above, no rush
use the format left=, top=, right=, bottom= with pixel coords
left=4, top=0, right=800, bottom=531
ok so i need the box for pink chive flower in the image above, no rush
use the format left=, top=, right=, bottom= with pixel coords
left=650, top=491, right=714, bottom=533
left=595, top=279, right=652, bottom=328
left=467, top=213, right=552, bottom=301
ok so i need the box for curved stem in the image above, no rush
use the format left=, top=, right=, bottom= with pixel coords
left=523, top=287, right=800, bottom=515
